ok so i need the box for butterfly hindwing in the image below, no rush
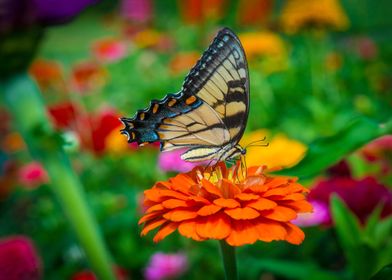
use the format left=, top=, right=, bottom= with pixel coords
left=121, top=28, right=249, bottom=162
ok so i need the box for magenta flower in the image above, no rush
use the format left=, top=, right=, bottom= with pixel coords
left=144, top=252, right=188, bottom=280
left=18, top=161, right=48, bottom=188
left=292, top=200, right=330, bottom=227
left=158, top=150, right=201, bottom=173
left=0, top=236, right=41, bottom=280
left=92, top=38, right=127, bottom=63
left=309, top=176, right=392, bottom=224
left=120, top=0, right=153, bottom=23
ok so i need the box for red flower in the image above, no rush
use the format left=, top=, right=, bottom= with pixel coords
left=71, top=266, right=128, bottom=280
left=71, top=61, right=107, bottom=93
left=177, top=0, right=226, bottom=24
left=29, top=59, right=66, bottom=93
left=48, top=102, right=79, bottom=129
left=237, top=0, right=273, bottom=26
left=309, top=176, right=392, bottom=224
left=90, top=108, right=122, bottom=154
left=0, top=236, right=42, bottom=280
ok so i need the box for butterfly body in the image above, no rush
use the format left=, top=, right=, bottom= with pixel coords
left=121, top=28, right=249, bottom=163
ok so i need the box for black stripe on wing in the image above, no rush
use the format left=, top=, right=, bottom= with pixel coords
left=181, top=28, right=250, bottom=143
left=181, top=28, right=246, bottom=97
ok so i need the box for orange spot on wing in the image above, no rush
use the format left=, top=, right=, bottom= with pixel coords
left=152, top=103, right=159, bottom=113
left=168, top=99, right=177, bottom=107
left=186, top=95, right=197, bottom=105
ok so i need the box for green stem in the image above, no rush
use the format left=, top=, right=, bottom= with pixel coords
left=1, top=73, right=116, bottom=280
left=219, top=240, right=238, bottom=280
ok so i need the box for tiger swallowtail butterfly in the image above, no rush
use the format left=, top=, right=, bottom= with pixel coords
left=121, top=27, right=249, bottom=163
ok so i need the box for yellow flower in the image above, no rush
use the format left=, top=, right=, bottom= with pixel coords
left=105, top=127, right=131, bottom=154
left=239, top=32, right=286, bottom=59
left=133, top=29, right=161, bottom=48
left=280, top=0, right=349, bottom=33
left=240, top=129, right=307, bottom=169
left=239, top=32, right=288, bottom=74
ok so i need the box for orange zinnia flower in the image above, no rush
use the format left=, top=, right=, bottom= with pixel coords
left=139, top=162, right=312, bottom=246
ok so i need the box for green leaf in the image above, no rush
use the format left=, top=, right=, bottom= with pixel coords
left=370, top=264, right=392, bottom=280
left=363, top=204, right=384, bottom=246
left=331, top=195, right=378, bottom=280
left=275, top=117, right=392, bottom=179
left=331, top=195, right=362, bottom=247
left=374, top=217, right=392, bottom=250
left=241, top=259, right=341, bottom=280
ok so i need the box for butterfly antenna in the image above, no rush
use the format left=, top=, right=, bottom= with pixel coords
left=244, top=136, right=268, bottom=149
left=247, top=142, right=270, bottom=148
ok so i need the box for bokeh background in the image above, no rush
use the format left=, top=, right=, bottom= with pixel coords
left=0, top=0, right=391, bottom=279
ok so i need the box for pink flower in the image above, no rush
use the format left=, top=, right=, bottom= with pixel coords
left=92, top=38, right=127, bottom=63
left=120, top=0, right=153, bottom=23
left=19, top=162, right=48, bottom=188
left=144, top=252, right=188, bottom=280
left=356, top=36, right=378, bottom=60
left=361, top=135, right=392, bottom=174
left=0, top=236, right=42, bottom=280
left=292, top=200, right=330, bottom=227
left=309, top=176, right=392, bottom=224
left=158, top=150, right=201, bottom=173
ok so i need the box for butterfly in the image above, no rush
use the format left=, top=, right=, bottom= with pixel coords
left=120, top=27, right=250, bottom=164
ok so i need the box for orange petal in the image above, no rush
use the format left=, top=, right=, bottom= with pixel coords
left=246, top=197, right=277, bottom=211
left=158, top=189, right=191, bottom=200
left=163, top=209, right=198, bottom=221
left=264, top=177, right=289, bottom=189
left=264, top=184, right=304, bottom=197
left=178, top=220, right=206, bottom=241
left=225, top=220, right=259, bottom=246
left=145, top=204, right=165, bottom=214
left=254, top=220, right=287, bottom=242
left=196, top=214, right=231, bottom=239
left=153, top=222, right=178, bottom=242
left=197, top=204, right=222, bottom=216
left=162, top=199, right=189, bottom=209
left=248, top=184, right=269, bottom=193
left=235, top=193, right=259, bottom=201
left=214, top=198, right=240, bottom=208
left=278, top=193, right=305, bottom=201
left=220, top=179, right=241, bottom=198
left=155, top=181, right=171, bottom=189
left=171, top=174, right=196, bottom=193
left=144, top=189, right=164, bottom=202
left=263, top=206, right=297, bottom=221
left=281, top=200, right=313, bottom=213
left=201, top=179, right=222, bottom=197
left=139, top=211, right=165, bottom=224
left=224, top=207, right=260, bottom=220
left=141, top=218, right=166, bottom=236
left=244, top=175, right=267, bottom=191
left=189, top=196, right=210, bottom=204
left=285, top=223, right=305, bottom=245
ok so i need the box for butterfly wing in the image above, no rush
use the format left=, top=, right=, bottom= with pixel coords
left=181, top=28, right=249, bottom=144
left=121, top=28, right=249, bottom=162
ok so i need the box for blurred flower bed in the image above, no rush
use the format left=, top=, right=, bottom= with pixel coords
left=0, top=0, right=391, bottom=279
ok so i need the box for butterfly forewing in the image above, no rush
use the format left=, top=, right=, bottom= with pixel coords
left=181, top=28, right=249, bottom=144
left=121, top=28, right=249, bottom=163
